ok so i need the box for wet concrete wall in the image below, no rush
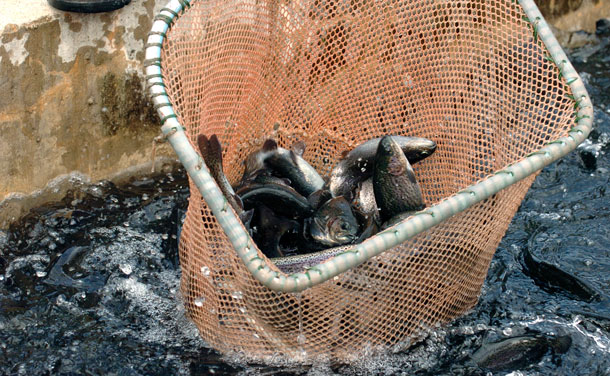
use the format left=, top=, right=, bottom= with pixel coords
left=538, top=0, right=609, bottom=32
left=0, top=0, right=178, bottom=227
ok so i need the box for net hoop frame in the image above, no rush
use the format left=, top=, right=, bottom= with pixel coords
left=144, top=0, right=593, bottom=293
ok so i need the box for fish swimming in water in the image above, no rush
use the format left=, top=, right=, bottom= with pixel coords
left=373, top=135, right=425, bottom=222
left=521, top=247, right=604, bottom=302
left=306, top=196, right=359, bottom=247
left=329, top=135, right=436, bottom=199
left=472, top=333, right=571, bottom=372
left=44, top=246, right=106, bottom=293
left=243, top=139, right=325, bottom=197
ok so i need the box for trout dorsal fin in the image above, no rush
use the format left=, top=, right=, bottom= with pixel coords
left=262, top=139, right=278, bottom=152
left=289, top=150, right=300, bottom=165
left=291, top=140, right=306, bottom=157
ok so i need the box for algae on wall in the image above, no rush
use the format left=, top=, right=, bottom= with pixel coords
left=100, top=72, right=157, bottom=136
left=0, top=0, right=169, bottom=201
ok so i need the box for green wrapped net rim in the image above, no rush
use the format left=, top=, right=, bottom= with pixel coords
left=144, top=0, right=593, bottom=293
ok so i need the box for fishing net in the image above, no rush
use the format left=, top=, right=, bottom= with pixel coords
left=145, top=0, right=592, bottom=362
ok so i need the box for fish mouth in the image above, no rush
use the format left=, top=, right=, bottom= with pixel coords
left=329, top=217, right=357, bottom=243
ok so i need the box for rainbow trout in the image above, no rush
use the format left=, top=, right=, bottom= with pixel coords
left=306, top=196, right=359, bottom=247
left=329, top=135, right=436, bottom=199
left=197, top=134, right=253, bottom=225
left=373, top=135, right=425, bottom=222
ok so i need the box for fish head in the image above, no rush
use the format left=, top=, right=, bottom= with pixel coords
left=404, top=137, right=437, bottom=161
left=309, top=197, right=359, bottom=246
left=328, top=215, right=359, bottom=244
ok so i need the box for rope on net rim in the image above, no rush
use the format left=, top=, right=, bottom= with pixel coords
left=144, top=0, right=593, bottom=293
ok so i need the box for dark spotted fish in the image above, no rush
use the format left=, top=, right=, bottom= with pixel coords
left=353, top=208, right=379, bottom=242
left=352, top=178, right=379, bottom=222
left=373, top=135, right=425, bottom=222
left=272, top=245, right=349, bottom=274
left=472, top=334, right=571, bottom=372
left=521, top=247, right=604, bottom=302
left=243, top=139, right=279, bottom=178
left=235, top=169, right=292, bottom=191
left=329, top=135, right=436, bottom=199
left=380, top=211, right=417, bottom=230
left=306, top=196, right=359, bottom=247
left=307, top=189, right=333, bottom=210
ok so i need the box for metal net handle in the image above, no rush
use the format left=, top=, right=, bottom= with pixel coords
left=143, top=0, right=593, bottom=293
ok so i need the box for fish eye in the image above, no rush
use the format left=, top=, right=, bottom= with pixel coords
left=340, top=222, right=350, bottom=231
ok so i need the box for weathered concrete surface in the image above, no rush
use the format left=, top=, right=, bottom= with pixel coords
left=538, top=0, right=610, bottom=32
left=0, top=0, right=179, bottom=227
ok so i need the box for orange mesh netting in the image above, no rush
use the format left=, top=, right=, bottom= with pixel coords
left=159, top=0, right=575, bottom=361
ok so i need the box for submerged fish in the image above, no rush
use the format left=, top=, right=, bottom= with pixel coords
left=237, top=182, right=314, bottom=220
left=306, top=196, right=359, bottom=247
left=373, top=135, right=425, bottom=221
left=472, top=334, right=571, bottom=372
left=329, top=135, right=436, bottom=199
left=44, top=246, right=106, bottom=293
left=243, top=139, right=325, bottom=197
left=521, top=247, right=604, bottom=302
left=253, top=205, right=300, bottom=258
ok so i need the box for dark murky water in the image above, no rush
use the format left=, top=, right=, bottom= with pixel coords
left=2, top=38, right=610, bottom=376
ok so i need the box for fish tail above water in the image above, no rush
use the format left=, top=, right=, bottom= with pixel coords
left=197, top=134, right=243, bottom=216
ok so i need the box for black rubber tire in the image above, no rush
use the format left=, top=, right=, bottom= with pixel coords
left=47, top=0, right=131, bottom=13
